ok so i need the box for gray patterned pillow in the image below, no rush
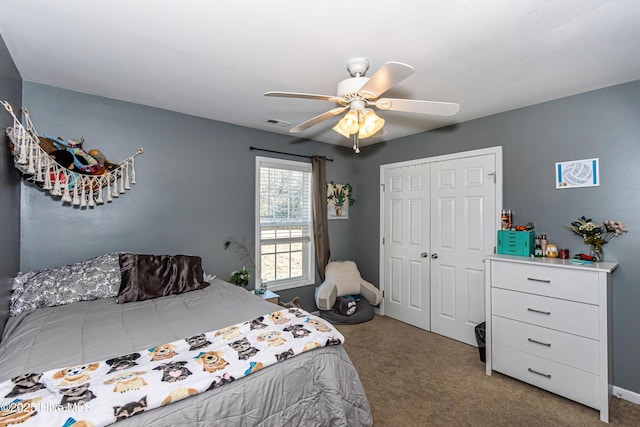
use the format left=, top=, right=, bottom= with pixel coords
left=10, top=252, right=122, bottom=317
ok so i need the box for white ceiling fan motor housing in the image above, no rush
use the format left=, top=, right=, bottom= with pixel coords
left=336, top=57, right=373, bottom=99
left=346, top=57, right=369, bottom=76
left=337, top=76, right=370, bottom=99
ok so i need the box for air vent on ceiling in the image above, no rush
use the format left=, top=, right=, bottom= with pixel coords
left=266, top=118, right=292, bottom=127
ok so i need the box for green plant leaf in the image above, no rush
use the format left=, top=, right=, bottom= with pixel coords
left=223, top=237, right=256, bottom=268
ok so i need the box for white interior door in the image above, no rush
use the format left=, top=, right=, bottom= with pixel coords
left=430, top=154, right=496, bottom=345
left=382, top=163, right=430, bottom=330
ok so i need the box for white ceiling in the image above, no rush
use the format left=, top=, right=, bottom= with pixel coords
left=2, top=1, right=640, bottom=149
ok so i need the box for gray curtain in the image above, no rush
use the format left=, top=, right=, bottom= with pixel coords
left=311, top=155, right=330, bottom=282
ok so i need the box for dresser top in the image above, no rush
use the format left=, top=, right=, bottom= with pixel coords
left=484, top=253, right=619, bottom=273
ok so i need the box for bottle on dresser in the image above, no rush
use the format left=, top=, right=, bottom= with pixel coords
left=501, top=210, right=509, bottom=230
left=534, top=235, right=543, bottom=257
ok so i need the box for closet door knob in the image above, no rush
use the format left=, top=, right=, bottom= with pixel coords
left=420, top=252, right=428, bottom=258
left=431, top=253, right=439, bottom=259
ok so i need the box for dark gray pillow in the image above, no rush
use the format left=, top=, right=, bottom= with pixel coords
left=319, top=299, right=374, bottom=325
left=10, top=253, right=122, bottom=316
left=116, top=253, right=209, bottom=303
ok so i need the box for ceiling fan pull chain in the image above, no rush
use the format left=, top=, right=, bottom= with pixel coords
left=352, top=111, right=362, bottom=153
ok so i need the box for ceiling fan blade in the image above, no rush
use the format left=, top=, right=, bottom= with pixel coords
left=358, top=62, right=415, bottom=98
left=289, top=106, right=348, bottom=133
left=264, top=91, right=346, bottom=104
left=375, top=98, right=460, bottom=116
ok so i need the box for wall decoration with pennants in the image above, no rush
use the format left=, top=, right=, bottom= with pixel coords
left=2, top=101, right=143, bottom=207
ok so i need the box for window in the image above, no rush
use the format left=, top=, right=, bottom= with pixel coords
left=255, top=156, right=314, bottom=291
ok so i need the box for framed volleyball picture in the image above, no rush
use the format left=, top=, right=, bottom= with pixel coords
left=556, top=158, right=599, bottom=189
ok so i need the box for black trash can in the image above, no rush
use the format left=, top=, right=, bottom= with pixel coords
left=474, top=321, right=486, bottom=363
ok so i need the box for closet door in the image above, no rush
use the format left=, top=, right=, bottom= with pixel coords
left=382, top=163, right=431, bottom=330
left=430, top=154, right=496, bottom=345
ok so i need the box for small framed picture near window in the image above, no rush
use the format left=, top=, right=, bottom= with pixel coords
left=327, top=183, right=350, bottom=219
left=556, top=158, right=599, bottom=189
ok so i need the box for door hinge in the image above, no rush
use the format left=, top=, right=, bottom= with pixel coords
left=494, top=246, right=496, bottom=253
left=382, top=237, right=385, bottom=245
left=381, top=183, right=385, bottom=192
left=488, top=171, right=496, bottom=184
left=382, top=290, right=385, bottom=298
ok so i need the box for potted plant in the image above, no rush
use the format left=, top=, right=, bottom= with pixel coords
left=223, top=236, right=266, bottom=292
left=229, top=266, right=250, bottom=287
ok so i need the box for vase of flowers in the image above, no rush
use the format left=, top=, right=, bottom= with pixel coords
left=563, top=216, right=628, bottom=261
left=589, top=245, right=604, bottom=262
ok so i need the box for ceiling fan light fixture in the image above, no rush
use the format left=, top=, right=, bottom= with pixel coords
left=358, top=109, right=384, bottom=139
left=332, top=123, right=350, bottom=138
left=334, top=110, right=359, bottom=136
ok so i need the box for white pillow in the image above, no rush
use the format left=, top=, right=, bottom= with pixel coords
left=325, top=261, right=362, bottom=296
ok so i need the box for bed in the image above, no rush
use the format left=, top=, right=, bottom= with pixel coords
left=0, top=253, right=372, bottom=426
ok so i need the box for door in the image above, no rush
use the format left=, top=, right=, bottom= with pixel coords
left=430, top=154, right=496, bottom=345
left=382, top=163, right=430, bottom=330
left=381, top=148, right=500, bottom=343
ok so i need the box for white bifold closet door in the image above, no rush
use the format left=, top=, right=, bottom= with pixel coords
left=429, top=154, right=495, bottom=345
left=382, top=163, right=431, bottom=330
left=381, top=150, right=498, bottom=346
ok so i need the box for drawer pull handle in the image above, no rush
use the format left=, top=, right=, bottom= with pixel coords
left=527, top=308, right=551, bottom=315
left=528, top=338, right=552, bottom=347
left=528, top=368, right=551, bottom=379
left=527, top=277, right=551, bottom=283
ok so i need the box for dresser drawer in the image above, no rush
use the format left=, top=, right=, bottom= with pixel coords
left=492, top=315, right=599, bottom=373
left=492, top=261, right=599, bottom=304
left=492, top=343, right=600, bottom=409
left=492, top=288, right=599, bottom=339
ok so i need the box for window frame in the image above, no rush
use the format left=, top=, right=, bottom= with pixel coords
left=255, top=156, right=315, bottom=292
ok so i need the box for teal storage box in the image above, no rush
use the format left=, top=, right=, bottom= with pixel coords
left=497, top=230, right=534, bottom=256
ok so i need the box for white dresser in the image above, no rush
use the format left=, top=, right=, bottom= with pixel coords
left=484, top=254, right=618, bottom=422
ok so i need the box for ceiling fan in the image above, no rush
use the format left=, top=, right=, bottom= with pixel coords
left=265, top=57, right=460, bottom=153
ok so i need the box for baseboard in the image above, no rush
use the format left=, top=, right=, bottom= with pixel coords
left=613, top=386, right=640, bottom=405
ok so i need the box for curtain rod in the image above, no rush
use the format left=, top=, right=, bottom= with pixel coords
left=249, top=146, right=334, bottom=162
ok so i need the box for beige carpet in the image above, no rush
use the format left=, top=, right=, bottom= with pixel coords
left=336, top=315, right=640, bottom=426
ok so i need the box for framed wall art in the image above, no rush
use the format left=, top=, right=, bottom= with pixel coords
left=556, top=158, right=599, bottom=189
left=327, top=182, right=353, bottom=219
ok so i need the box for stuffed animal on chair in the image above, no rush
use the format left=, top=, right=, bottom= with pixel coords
left=315, top=261, right=382, bottom=311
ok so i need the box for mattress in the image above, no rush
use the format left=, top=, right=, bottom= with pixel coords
left=0, top=278, right=372, bottom=426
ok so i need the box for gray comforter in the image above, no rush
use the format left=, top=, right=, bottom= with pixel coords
left=0, top=278, right=372, bottom=426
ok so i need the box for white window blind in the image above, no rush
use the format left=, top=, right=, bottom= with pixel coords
left=255, top=157, right=314, bottom=290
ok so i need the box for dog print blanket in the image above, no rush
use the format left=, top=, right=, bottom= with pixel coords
left=0, top=308, right=344, bottom=427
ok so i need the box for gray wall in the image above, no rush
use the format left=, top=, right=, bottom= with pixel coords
left=351, top=80, right=640, bottom=394
left=16, top=75, right=640, bottom=394
left=0, top=33, right=22, bottom=336
left=20, top=83, right=358, bottom=311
